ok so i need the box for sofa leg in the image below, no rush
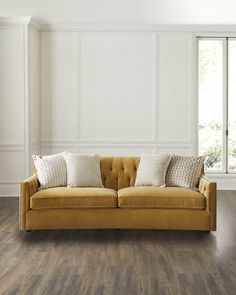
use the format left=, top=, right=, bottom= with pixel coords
left=26, top=230, right=32, bottom=232
left=205, top=231, right=210, bottom=233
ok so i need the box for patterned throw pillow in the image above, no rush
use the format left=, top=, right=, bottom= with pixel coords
left=63, top=153, right=104, bottom=187
left=32, top=152, right=67, bottom=189
left=135, top=154, right=171, bottom=187
left=166, top=155, right=205, bottom=190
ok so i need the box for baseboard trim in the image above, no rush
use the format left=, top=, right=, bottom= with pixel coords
left=206, top=174, right=236, bottom=190
left=0, top=195, right=19, bottom=198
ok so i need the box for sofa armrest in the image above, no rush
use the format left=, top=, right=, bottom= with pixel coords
left=19, top=175, right=39, bottom=230
left=198, top=175, right=217, bottom=230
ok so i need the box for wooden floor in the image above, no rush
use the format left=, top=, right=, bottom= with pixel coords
left=0, top=192, right=236, bottom=295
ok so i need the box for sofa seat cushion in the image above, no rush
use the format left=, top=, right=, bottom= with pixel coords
left=118, top=186, right=205, bottom=209
left=30, top=187, right=118, bottom=209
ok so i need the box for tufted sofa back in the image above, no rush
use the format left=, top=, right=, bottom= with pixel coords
left=100, top=157, right=140, bottom=190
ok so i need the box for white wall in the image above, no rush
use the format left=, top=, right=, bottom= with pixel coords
left=0, top=17, right=236, bottom=194
left=0, top=18, right=40, bottom=195
left=0, top=25, right=25, bottom=196
left=0, top=0, right=236, bottom=24
left=40, top=29, right=195, bottom=157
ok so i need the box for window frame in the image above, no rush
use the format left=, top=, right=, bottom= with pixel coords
left=197, top=37, right=236, bottom=174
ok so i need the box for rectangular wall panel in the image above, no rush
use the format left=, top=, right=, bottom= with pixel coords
left=80, top=32, right=156, bottom=141
left=41, top=32, right=78, bottom=141
left=0, top=27, right=24, bottom=144
left=0, top=150, right=25, bottom=181
left=0, top=184, right=19, bottom=197
left=158, top=33, right=193, bottom=143
left=0, top=26, right=25, bottom=196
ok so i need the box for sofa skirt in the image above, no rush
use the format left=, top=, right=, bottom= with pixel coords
left=25, top=208, right=212, bottom=231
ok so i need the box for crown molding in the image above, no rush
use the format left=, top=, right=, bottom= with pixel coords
left=40, top=23, right=236, bottom=33
left=1, top=18, right=236, bottom=33
left=0, top=16, right=31, bottom=25
left=0, top=16, right=41, bottom=30
left=28, top=18, right=42, bottom=31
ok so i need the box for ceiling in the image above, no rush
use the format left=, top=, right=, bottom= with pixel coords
left=0, top=0, right=235, bottom=24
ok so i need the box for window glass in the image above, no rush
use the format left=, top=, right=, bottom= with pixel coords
left=228, top=39, right=236, bottom=172
left=198, top=40, right=224, bottom=171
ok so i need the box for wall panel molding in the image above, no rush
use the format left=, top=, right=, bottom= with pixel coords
left=0, top=144, right=24, bottom=150
left=41, top=139, right=193, bottom=145
left=151, top=33, right=159, bottom=141
left=23, top=22, right=30, bottom=178
left=76, top=32, right=82, bottom=140
left=40, top=23, right=236, bottom=33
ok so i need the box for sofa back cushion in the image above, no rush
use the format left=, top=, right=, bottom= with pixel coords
left=100, top=157, right=140, bottom=190
left=100, top=156, right=204, bottom=190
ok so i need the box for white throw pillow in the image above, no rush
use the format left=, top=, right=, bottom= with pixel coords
left=135, top=154, right=171, bottom=187
left=32, top=152, right=67, bottom=189
left=63, top=153, right=104, bottom=187
left=166, top=155, right=205, bottom=190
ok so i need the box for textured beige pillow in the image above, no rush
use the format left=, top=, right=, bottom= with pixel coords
left=63, top=153, right=104, bottom=187
left=32, top=152, right=67, bottom=189
left=135, top=154, right=171, bottom=187
left=166, top=155, right=205, bottom=190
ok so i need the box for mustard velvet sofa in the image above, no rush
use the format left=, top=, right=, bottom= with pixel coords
left=19, top=157, right=217, bottom=231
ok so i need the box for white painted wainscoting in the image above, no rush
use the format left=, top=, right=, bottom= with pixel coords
left=0, top=23, right=25, bottom=196
left=40, top=30, right=195, bottom=157
left=0, top=17, right=236, bottom=195
left=0, top=18, right=40, bottom=196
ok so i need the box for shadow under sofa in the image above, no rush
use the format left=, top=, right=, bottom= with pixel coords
left=19, top=157, right=217, bottom=231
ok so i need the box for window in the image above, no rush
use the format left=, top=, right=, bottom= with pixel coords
left=198, top=38, right=236, bottom=173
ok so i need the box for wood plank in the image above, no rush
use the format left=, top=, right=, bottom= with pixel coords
left=0, top=191, right=236, bottom=294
